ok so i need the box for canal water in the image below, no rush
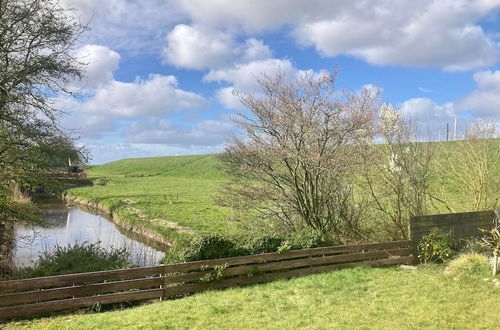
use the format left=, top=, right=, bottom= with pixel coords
left=12, top=197, right=165, bottom=268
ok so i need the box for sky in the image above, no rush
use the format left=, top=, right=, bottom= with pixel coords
left=56, top=0, right=500, bottom=164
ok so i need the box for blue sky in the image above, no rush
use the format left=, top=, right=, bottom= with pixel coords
left=58, top=0, right=500, bottom=164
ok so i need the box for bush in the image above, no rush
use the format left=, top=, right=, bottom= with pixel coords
left=162, top=234, right=245, bottom=264
left=14, top=243, right=131, bottom=279
left=458, top=238, right=491, bottom=256
left=93, top=178, right=108, bottom=186
left=418, top=228, right=457, bottom=263
left=444, top=253, right=490, bottom=277
left=244, top=234, right=285, bottom=254
left=288, top=229, right=334, bottom=249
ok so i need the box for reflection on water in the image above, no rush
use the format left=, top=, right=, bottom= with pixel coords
left=13, top=199, right=165, bottom=268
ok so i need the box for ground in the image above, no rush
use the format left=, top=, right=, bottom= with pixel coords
left=7, top=265, right=500, bottom=329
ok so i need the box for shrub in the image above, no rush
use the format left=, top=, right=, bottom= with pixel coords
left=444, top=253, right=490, bottom=277
left=458, top=238, right=491, bottom=256
left=162, top=234, right=245, bottom=264
left=418, top=228, right=457, bottom=263
left=14, top=243, right=131, bottom=279
left=244, top=234, right=285, bottom=254
left=288, top=229, right=334, bottom=249
left=93, top=178, right=108, bottom=186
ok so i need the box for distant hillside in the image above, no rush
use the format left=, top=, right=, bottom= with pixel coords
left=87, top=154, right=226, bottom=180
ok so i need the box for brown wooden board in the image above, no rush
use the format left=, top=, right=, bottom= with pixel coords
left=162, top=256, right=413, bottom=299
left=162, top=240, right=412, bottom=273
left=0, top=266, right=164, bottom=294
left=0, top=277, right=163, bottom=307
left=0, top=288, right=163, bottom=319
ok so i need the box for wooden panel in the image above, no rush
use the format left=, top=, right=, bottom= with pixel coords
left=162, top=248, right=412, bottom=285
left=0, top=240, right=415, bottom=320
left=162, top=256, right=413, bottom=299
left=163, top=241, right=412, bottom=273
left=0, top=277, right=163, bottom=307
left=0, top=288, right=163, bottom=319
left=410, top=210, right=498, bottom=244
left=0, top=266, right=164, bottom=294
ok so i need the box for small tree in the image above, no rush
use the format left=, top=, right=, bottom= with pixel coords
left=219, top=71, right=379, bottom=242
left=437, top=120, right=499, bottom=212
left=359, top=104, right=434, bottom=240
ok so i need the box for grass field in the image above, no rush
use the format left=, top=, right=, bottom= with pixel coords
left=64, top=139, right=499, bottom=241
left=7, top=265, right=500, bottom=329
left=65, top=154, right=239, bottom=239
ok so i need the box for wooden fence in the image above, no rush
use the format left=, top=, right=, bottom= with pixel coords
left=410, top=210, right=498, bottom=245
left=0, top=240, right=412, bottom=320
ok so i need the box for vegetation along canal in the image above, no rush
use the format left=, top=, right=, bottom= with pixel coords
left=12, top=196, right=165, bottom=268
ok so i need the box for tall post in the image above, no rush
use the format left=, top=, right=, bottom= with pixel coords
left=446, top=123, right=449, bottom=141
left=453, top=117, right=457, bottom=141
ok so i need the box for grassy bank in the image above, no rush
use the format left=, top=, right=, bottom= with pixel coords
left=64, top=154, right=238, bottom=242
left=8, top=265, right=500, bottom=329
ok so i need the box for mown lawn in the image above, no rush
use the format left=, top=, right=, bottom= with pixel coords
left=7, top=266, right=500, bottom=329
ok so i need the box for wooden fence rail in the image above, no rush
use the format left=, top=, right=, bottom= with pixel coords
left=0, top=240, right=413, bottom=320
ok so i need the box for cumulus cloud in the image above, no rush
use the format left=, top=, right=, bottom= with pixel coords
left=72, top=45, right=120, bottom=91
left=163, top=24, right=273, bottom=70
left=82, top=74, right=209, bottom=117
left=204, top=58, right=304, bottom=109
left=56, top=44, right=210, bottom=138
left=457, top=70, right=500, bottom=117
left=173, top=0, right=500, bottom=71
left=163, top=24, right=239, bottom=70
left=125, top=118, right=235, bottom=146
left=62, top=0, right=184, bottom=52
left=398, top=98, right=463, bottom=139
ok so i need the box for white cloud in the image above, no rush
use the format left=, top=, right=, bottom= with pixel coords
left=57, top=74, right=210, bottom=137
left=163, top=24, right=273, bottom=70
left=125, top=118, right=235, bottom=146
left=456, top=70, right=500, bottom=117
left=73, top=45, right=120, bottom=91
left=173, top=0, right=335, bottom=33
left=398, top=98, right=463, bottom=139
left=204, top=58, right=303, bottom=109
left=62, top=0, right=184, bottom=52
left=163, top=24, right=239, bottom=70
left=174, top=0, right=500, bottom=71
left=82, top=74, right=209, bottom=117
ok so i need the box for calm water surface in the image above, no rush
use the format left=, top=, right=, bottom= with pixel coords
left=13, top=198, right=165, bottom=268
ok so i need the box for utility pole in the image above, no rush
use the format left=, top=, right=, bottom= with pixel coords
left=446, top=123, right=449, bottom=141
left=453, top=117, right=457, bottom=141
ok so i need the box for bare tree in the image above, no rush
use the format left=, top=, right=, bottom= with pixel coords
left=359, top=104, right=434, bottom=240
left=437, top=119, right=499, bottom=212
left=219, top=71, right=379, bottom=242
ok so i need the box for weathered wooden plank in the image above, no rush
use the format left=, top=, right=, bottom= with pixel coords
left=162, top=241, right=412, bottom=273
left=0, top=288, right=163, bottom=319
left=412, top=211, right=493, bottom=222
left=0, top=277, right=163, bottom=307
left=412, top=217, right=494, bottom=228
left=0, top=266, right=164, bottom=294
left=162, top=248, right=412, bottom=285
left=162, top=256, right=413, bottom=298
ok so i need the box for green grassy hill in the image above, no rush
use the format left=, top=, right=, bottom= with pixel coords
left=66, top=139, right=499, bottom=241
left=88, top=154, right=226, bottom=180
